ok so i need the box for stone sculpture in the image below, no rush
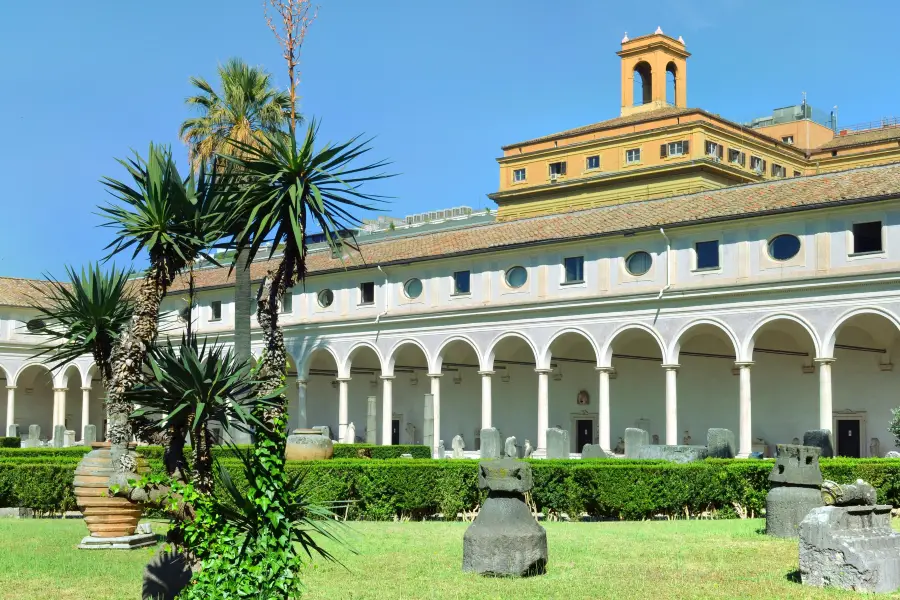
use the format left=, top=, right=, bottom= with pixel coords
left=766, top=444, right=823, bottom=537
left=804, top=429, right=834, bottom=458
left=545, top=428, right=568, bottom=459
left=423, top=394, right=435, bottom=450
left=345, top=422, right=356, bottom=444
left=652, top=434, right=659, bottom=444
left=523, top=440, right=534, bottom=458
left=792, top=437, right=800, bottom=445
left=886, top=450, right=900, bottom=458
left=800, top=479, right=900, bottom=593
left=6, top=424, right=17, bottom=439
left=21, top=425, right=40, bottom=448
left=52, top=425, right=65, bottom=448
left=870, top=437, right=881, bottom=458
left=64, top=430, right=76, bottom=447
left=462, top=459, right=548, bottom=577
left=82, top=424, right=97, bottom=445
left=682, top=430, right=691, bottom=445
left=452, top=435, right=465, bottom=459
left=581, top=444, right=609, bottom=459
left=625, top=427, right=708, bottom=463
left=624, top=428, right=649, bottom=458
left=706, top=428, right=736, bottom=459
left=439, top=439, right=445, bottom=458
left=405, top=423, right=416, bottom=445
left=613, top=437, right=624, bottom=454
left=480, top=428, right=501, bottom=459
left=504, top=436, right=517, bottom=459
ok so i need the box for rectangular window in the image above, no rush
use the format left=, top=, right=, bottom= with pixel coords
left=771, top=163, right=786, bottom=177
left=359, top=281, right=375, bottom=305
left=626, top=148, right=641, bottom=164
left=280, top=292, right=293, bottom=314
left=782, top=135, right=794, bottom=145
left=548, top=162, right=567, bottom=177
left=852, top=221, right=883, bottom=254
left=586, top=155, right=600, bottom=170
left=695, top=240, right=720, bottom=270
left=793, top=170, right=802, bottom=177
left=750, top=156, right=766, bottom=174
left=563, top=256, right=584, bottom=283
left=705, top=141, right=723, bottom=160
left=453, top=270, right=471, bottom=295
left=210, top=301, right=222, bottom=321
left=513, top=168, right=526, bottom=182
left=728, top=149, right=746, bottom=166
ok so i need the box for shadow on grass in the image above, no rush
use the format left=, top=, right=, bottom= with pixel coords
left=785, top=569, right=802, bottom=584
left=754, top=527, right=766, bottom=535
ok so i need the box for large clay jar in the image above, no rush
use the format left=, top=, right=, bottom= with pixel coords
left=286, top=428, right=334, bottom=461
left=73, top=442, right=150, bottom=538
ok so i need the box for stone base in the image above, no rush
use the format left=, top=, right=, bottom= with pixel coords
left=766, top=485, right=822, bottom=538
left=78, top=532, right=157, bottom=550
left=463, top=495, right=548, bottom=577
left=636, top=444, right=709, bottom=463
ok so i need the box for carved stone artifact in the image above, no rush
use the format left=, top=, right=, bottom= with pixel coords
left=766, top=444, right=823, bottom=537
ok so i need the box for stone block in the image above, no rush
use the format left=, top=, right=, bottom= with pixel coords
left=636, top=444, right=708, bottom=463
left=624, top=428, right=649, bottom=459
left=545, top=428, right=568, bottom=459
left=804, top=429, right=834, bottom=458
left=505, top=436, right=518, bottom=459
left=766, top=485, right=823, bottom=537
left=63, top=430, right=76, bottom=447
left=20, top=439, right=41, bottom=448
left=82, top=424, right=97, bottom=445
left=5, top=424, right=17, bottom=439
left=769, top=445, right=823, bottom=486
left=52, top=425, right=65, bottom=448
left=78, top=532, right=157, bottom=550
left=312, top=425, right=332, bottom=440
left=706, top=428, right=735, bottom=458
left=800, top=504, right=900, bottom=592
left=581, top=444, right=609, bottom=459
left=28, top=424, right=40, bottom=441
left=477, top=459, right=533, bottom=494
left=366, top=396, right=377, bottom=445
left=885, top=451, right=900, bottom=458
left=480, top=428, right=501, bottom=459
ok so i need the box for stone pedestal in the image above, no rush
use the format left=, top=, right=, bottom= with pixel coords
left=804, top=429, right=834, bottom=458
left=6, top=424, right=17, bottom=439
left=706, top=428, right=735, bottom=458
left=766, top=444, right=823, bottom=537
left=581, top=444, right=609, bottom=459
left=545, top=428, right=568, bottom=459
left=63, top=430, right=76, bottom=447
left=366, top=396, right=377, bottom=445
left=480, top=428, right=501, bottom=459
left=624, top=428, right=649, bottom=458
left=636, top=444, right=708, bottom=463
left=52, top=425, right=65, bottom=448
left=78, top=532, right=157, bottom=550
left=82, top=424, right=96, bottom=445
left=462, top=459, right=547, bottom=577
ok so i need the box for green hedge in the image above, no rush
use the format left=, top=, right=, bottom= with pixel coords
left=331, top=444, right=431, bottom=460
left=8, top=457, right=900, bottom=519
left=0, top=437, right=20, bottom=448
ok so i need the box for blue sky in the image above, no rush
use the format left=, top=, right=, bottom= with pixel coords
left=1, top=0, right=898, bottom=278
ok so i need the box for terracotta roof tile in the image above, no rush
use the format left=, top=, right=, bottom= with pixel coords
left=817, top=127, right=900, bottom=150
left=0, top=277, right=59, bottom=309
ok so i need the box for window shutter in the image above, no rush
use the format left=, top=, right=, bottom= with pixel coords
left=660, top=144, right=667, bottom=158
left=718, top=145, right=724, bottom=159
left=740, top=152, right=746, bottom=166
left=561, top=162, right=567, bottom=175
left=762, top=159, right=767, bottom=172
left=682, top=140, right=690, bottom=154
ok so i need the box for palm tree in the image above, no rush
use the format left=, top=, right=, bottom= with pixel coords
left=180, top=58, right=293, bottom=417
left=98, top=144, right=225, bottom=471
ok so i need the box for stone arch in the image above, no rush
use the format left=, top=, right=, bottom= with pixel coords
left=667, top=318, right=740, bottom=364
left=540, top=327, right=601, bottom=370
left=58, top=364, right=82, bottom=389
left=666, top=61, right=678, bottom=105
left=599, top=323, right=666, bottom=367
left=12, top=362, right=53, bottom=387
left=385, top=339, right=431, bottom=377
left=483, top=331, right=539, bottom=371
left=340, top=341, right=385, bottom=379
left=83, top=363, right=100, bottom=389
left=433, top=335, right=483, bottom=374
left=633, top=61, right=653, bottom=105
left=822, top=307, right=900, bottom=358
left=742, top=313, right=821, bottom=362
left=297, top=344, right=340, bottom=380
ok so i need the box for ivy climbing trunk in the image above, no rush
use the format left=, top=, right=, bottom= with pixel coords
left=232, top=248, right=253, bottom=443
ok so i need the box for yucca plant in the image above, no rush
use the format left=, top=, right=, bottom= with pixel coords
left=98, top=144, right=227, bottom=471
left=28, top=264, right=134, bottom=387
left=129, top=335, right=279, bottom=492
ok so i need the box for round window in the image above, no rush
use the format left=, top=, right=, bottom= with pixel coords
left=768, top=234, right=801, bottom=261
left=317, top=289, right=334, bottom=308
left=404, top=278, right=423, bottom=299
left=505, top=266, right=528, bottom=289
left=625, top=251, right=652, bottom=276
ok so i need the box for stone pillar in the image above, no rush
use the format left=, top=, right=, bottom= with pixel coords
left=479, top=371, right=493, bottom=430
left=815, top=358, right=835, bottom=433
left=381, top=375, right=394, bottom=446
left=53, top=387, right=67, bottom=429
left=429, top=374, right=442, bottom=458
left=423, top=393, right=434, bottom=450
left=5, top=386, right=15, bottom=437
left=596, top=367, right=614, bottom=451
left=662, top=365, right=679, bottom=446
left=366, top=395, right=377, bottom=444
left=295, top=379, right=308, bottom=430
left=535, top=369, right=551, bottom=452
left=80, top=386, right=91, bottom=442
left=736, top=362, right=753, bottom=458
left=337, top=377, right=351, bottom=443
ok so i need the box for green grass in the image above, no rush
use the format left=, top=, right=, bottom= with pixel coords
left=0, top=518, right=882, bottom=599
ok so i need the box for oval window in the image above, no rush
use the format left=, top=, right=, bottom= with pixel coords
left=404, top=278, right=423, bottom=299
left=625, top=251, right=652, bottom=276
left=768, top=234, right=801, bottom=261
left=317, top=289, right=334, bottom=308
left=505, top=266, right=528, bottom=289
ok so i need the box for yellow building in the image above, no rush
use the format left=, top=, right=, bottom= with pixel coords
left=491, top=29, right=900, bottom=222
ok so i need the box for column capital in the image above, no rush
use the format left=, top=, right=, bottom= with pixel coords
left=6, top=385, right=15, bottom=391
left=81, top=386, right=93, bottom=392
left=813, top=357, right=836, bottom=365
left=477, top=370, right=495, bottom=377
left=379, top=375, right=396, bottom=381
left=52, top=387, right=68, bottom=393
left=428, top=373, right=444, bottom=379
left=734, top=361, right=755, bottom=369
left=661, top=364, right=680, bottom=371
left=595, top=366, right=616, bottom=373
left=296, top=378, right=308, bottom=386
left=534, top=368, right=553, bottom=375
left=335, top=377, right=352, bottom=383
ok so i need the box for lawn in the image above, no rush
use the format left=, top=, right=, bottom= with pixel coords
left=0, top=518, right=875, bottom=599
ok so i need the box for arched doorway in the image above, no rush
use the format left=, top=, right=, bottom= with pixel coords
left=485, top=333, right=540, bottom=454
left=303, top=347, right=340, bottom=440
left=434, top=337, right=482, bottom=454
left=386, top=341, right=430, bottom=446
left=546, top=330, right=600, bottom=453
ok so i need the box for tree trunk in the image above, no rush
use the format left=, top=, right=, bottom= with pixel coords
left=232, top=248, right=253, bottom=444
left=105, top=265, right=166, bottom=472
left=255, top=269, right=288, bottom=442
left=191, top=422, right=214, bottom=495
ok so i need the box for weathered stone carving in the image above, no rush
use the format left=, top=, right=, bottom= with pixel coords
left=803, top=429, right=834, bottom=458
left=545, top=428, right=568, bottom=459
left=613, top=437, right=624, bottom=454
left=800, top=479, right=900, bottom=593
left=462, top=459, right=547, bottom=577
left=366, top=396, right=377, bottom=444
left=504, top=436, right=518, bottom=459
left=480, top=428, right=501, bottom=459
left=581, top=444, right=609, bottom=459
left=623, top=428, right=649, bottom=458
left=21, top=424, right=40, bottom=448
left=82, top=424, right=96, bottom=445
left=885, top=450, right=900, bottom=458
left=452, top=435, right=465, bottom=459
left=706, top=428, right=735, bottom=459
left=523, top=440, right=534, bottom=458
left=766, top=444, right=823, bottom=537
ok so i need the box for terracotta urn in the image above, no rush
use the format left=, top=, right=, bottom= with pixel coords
left=73, top=442, right=149, bottom=538
left=286, top=428, right=334, bottom=461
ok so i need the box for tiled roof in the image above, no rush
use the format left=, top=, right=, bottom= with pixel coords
left=0, top=277, right=59, bottom=309
left=817, top=127, right=900, bottom=151
left=166, top=161, right=900, bottom=294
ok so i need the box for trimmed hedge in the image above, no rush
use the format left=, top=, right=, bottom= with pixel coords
left=331, top=444, right=432, bottom=460
left=8, top=457, right=900, bottom=520
left=0, top=437, right=20, bottom=448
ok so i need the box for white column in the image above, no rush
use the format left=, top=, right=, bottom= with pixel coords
left=662, top=365, right=679, bottom=446
left=536, top=369, right=551, bottom=451
left=296, top=379, right=308, bottom=430
left=815, top=358, right=835, bottom=432
left=478, top=371, right=493, bottom=430
left=53, top=387, right=67, bottom=429
left=381, top=375, right=394, bottom=446
left=735, top=362, right=753, bottom=458
left=5, top=386, right=15, bottom=436
left=81, top=386, right=91, bottom=440
left=337, top=377, right=351, bottom=443
left=429, top=374, right=442, bottom=457
left=596, top=367, right=614, bottom=451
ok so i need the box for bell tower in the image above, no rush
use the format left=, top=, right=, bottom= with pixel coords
left=618, top=27, right=689, bottom=117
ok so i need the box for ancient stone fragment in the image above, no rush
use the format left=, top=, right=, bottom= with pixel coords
left=480, top=428, right=501, bottom=459
left=623, top=427, right=649, bottom=458
left=545, top=428, right=568, bottom=459
left=706, top=428, right=735, bottom=458
left=766, top=444, right=823, bottom=538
